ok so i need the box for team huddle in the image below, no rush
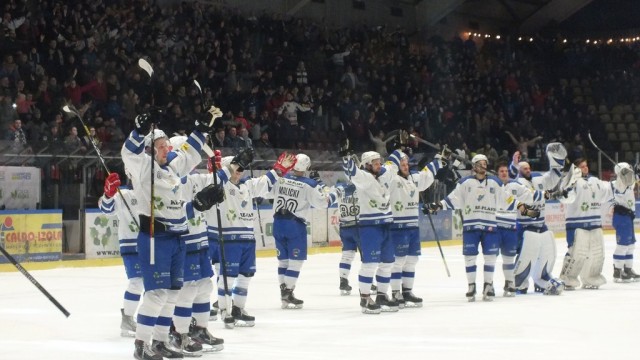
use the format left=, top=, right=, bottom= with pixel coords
left=98, top=107, right=639, bottom=359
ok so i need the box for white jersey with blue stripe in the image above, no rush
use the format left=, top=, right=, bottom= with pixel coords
left=389, top=159, right=441, bottom=229
left=335, top=186, right=359, bottom=228
left=496, top=180, right=546, bottom=229
left=564, top=175, right=613, bottom=229
left=345, top=150, right=403, bottom=226
left=612, top=180, right=635, bottom=211
left=98, top=188, right=140, bottom=254
left=178, top=173, right=209, bottom=252
left=513, top=170, right=561, bottom=228
left=208, top=169, right=279, bottom=240
left=271, top=173, right=335, bottom=222
left=121, top=129, right=205, bottom=232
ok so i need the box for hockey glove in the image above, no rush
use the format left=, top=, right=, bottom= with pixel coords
left=134, top=113, right=152, bottom=134
left=546, top=189, right=568, bottom=200
left=343, top=156, right=356, bottom=177
left=423, top=202, right=442, bottom=215
left=232, top=147, right=254, bottom=170
left=273, top=152, right=297, bottom=176
left=103, top=172, right=121, bottom=198
left=193, top=184, right=225, bottom=211
left=194, top=106, right=224, bottom=132
left=518, top=204, right=540, bottom=218
left=338, top=137, right=352, bottom=157
left=207, top=150, right=222, bottom=173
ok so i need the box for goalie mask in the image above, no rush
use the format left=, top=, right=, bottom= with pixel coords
left=546, top=142, right=567, bottom=169
left=615, top=162, right=635, bottom=188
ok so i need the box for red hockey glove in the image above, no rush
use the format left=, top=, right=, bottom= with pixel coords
left=104, top=172, right=121, bottom=198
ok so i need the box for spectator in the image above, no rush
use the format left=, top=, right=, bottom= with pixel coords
left=64, top=126, right=87, bottom=153
left=6, top=119, right=28, bottom=151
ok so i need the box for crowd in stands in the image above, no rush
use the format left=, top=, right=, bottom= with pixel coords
left=2, top=0, right=640, bottom=169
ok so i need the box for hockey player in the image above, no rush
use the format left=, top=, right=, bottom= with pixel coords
left=123, top=110, right=225, bottom=360
left=509, top=144, right=567, bottom=295
left=388, top=152, right=444, bottom=308
left=167, top=136, right=222, bottom=355
left=272, top=154, right=336, bottom=309
left=334, top=181, right=358, bottom=295
left=98, top=171, right=143, bottom=337
left=560, top=158, right=614, bottom=290
left=494, top=161, right=520, bottom=297
left=610, top=162, right=640, bottom=282
left=212, top=152, right=297, bottom=323
left=428, top=154, right=544, bottom=301
left=342, top=149, right=405, bottom=313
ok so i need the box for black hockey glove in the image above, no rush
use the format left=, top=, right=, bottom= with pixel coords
left=423, top=202, right=442, bottom=215
left=194, top=113, right=215, bottom=132
left=338, top=137, right=352, bottom=157
left=518, top=204, right=540, bottom=218
left=193, top=184, right=225, bottom=211
left=232, top=147, right=254, bottom=170
left=546, top=189, right=568, bottom=200
left=134, top=113, right=152, bottom=134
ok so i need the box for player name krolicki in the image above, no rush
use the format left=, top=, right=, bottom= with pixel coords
left=278, top=187, right=300, bottom=198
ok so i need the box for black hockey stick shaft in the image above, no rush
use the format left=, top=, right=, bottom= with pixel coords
left=587, top=132, right=617, bottom=165
left=421, top=191, right=451, bottom=277
left=0, top=245, right=70, bottom=317
left=62, top=105, right=140, bottom=230
left=410, top=134, right=497, bottom=175
left=209, top=136, right=232, bottom=318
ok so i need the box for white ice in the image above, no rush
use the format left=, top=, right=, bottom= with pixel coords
left=2, top=234, right=639, bottom=360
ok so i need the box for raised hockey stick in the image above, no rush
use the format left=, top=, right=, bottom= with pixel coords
left=410, top=134, right=497, bottom=175
left=587, top=132, right=617, bottom=165
left=247, top=159, right=267, bottom=248
left=0, top=245, right=71, bottom=317
left=420, top=191, right=451, bottom=277
left=139, top=58, right=156, bottom=265
left=62, top=105, right=140, bottom=230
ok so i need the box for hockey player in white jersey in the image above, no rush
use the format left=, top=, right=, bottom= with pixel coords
left=334, top=182, right=358, bottom=295
left=98, top=172, right=142, bottom=337
left=494, top=161, right=521, bottom=297
left=211, top=152, right=297, bottom=322
left=560, top=158, right=614, bottom=290
left=342, top=149, right=405, bottom=313
left=610, top=162, right=640, bottom=282
left=509, top=144, right=567, bottom=296
left=165, top=136, right=222, bottom=355
left=428, top=154, right=543, bottom=301
left=272, top=153, right=336, bottom=309
left=122, top=110, right=225, bottom=360
left=388, top=153, right=444, bottom=307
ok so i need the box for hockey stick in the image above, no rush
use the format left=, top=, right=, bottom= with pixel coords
left=409, top=134, right=497, bottom=175
left=62, top=105, right=140, bottom=229
left=247, top=159, right=267, bottom=248
left=139, top=58, right=156, bottom=265
left=587, top=132, right=617, bottom=165
left=420, top=191, right=451, bottom=277
left=0, top=245, right=70, bottom=317
left=208, top=128, right=233, bottom=326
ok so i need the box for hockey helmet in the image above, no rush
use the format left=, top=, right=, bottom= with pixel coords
left=471, top=154, right=488, bottom=165
left=361, top=151, right=382, bottom=166
left=294, top=154, right=311, bottom=172
left=144, top=128, right=168, bottom=147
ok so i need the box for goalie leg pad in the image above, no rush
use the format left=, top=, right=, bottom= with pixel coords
left=513, top=230, right=542, bottom=288
left=532, top=231, right=557, bottom=288
left=560, top=229, right=589, bottom=288
left=580, top=228, right=607, bottom=288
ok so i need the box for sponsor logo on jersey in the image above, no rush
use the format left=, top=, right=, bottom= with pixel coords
left=477, top=194, right=485, bottom=201
left=581, top=202, right=589, bottom=211
left=394, top=201, right=404, bottom=212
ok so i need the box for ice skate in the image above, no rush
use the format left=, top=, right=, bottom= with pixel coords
left=375, top=293, right=399, bottom=312
left=151, top=340, right=183, bottom=359
left=515, top=287, right=528, bottom=295
left=543, top=278, right=565, bottom=295
left=134, top=339, right=162, bottom=360
left=169, top=331, right=203, bottom=357
left=503, top=281, right=516, bottom=298
left=231, top=305, right=255, bottom=327
left=359, top=294, right=381, bottom=314
left=189, top=324, right=224, bottom=352
left=401, top=289, right=423, bottom=308
left=482, top=282, right=495, bottom=302
left=339, top=277, right=352, bottom=296
left=613, top=266, right=630, bottom=283
left=120, top=308, right=136, bottom=337
left=220, top=308, right=235, bottom=329
left=280, top=284, right=304, bottom=309
left=624, top=266, right=640, bottom=281
left=370, top=283, right=378, bottom=296
left=466, top=283, right=476, bottom=302
left=392, top=290, right=406, bottom=309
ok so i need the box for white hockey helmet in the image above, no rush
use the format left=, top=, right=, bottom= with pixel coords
left=144, top=128, right=168, bottom=147
left=169, top=135, right=187, bottom=150
left=294, top=154, right=311, bottom=172
left=471, top=154, right=488, bottom=165
left=361, top=151, right=382, bottom=167
left=615, top=162, right=635, bottom=188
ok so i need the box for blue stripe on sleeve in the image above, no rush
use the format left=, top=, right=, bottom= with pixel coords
left=266, top=170, right=277, bottom=184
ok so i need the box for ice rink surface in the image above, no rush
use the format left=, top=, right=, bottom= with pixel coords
left=2, top=234, right=639, bottom=360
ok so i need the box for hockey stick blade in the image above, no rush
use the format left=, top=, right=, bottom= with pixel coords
left=587, top=132, right=617, bottom=165
left=138, top=58, right=154, bottom=77
left=194, top=79, right=203, bottom=94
